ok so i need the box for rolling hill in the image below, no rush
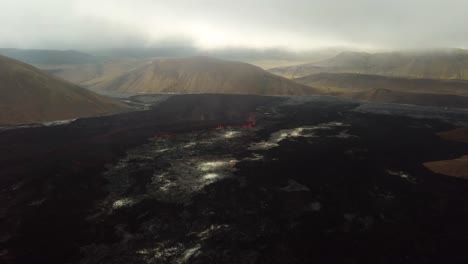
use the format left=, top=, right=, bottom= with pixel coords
left=0, top=55, right=128, bottom=125
left=342, top=88, right=468, bottom=109
left=92, top=56, right=321, bottom=96
left=294, top=73, right=468, bottom=96
left=270, top=49, right=468, bottom=79
left=293, top=72, right=468, bottom=108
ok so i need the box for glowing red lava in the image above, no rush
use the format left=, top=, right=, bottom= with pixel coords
left=214, top=114, right=256, bottom=130
left=242, top=115, right=256, bottom=129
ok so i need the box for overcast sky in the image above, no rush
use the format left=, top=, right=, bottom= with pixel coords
left=1, top=0, right=468, bottom=51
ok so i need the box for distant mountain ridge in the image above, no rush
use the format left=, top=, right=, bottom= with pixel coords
left=0, top=55, right=127, bottom=125
left=93, top=56, right=322, bottom=96
left=342, top=88, right=468, bottom=109
left=293, top=72, right=468, bottom=109
left=294, top=72, right=468, bottom=96
left=270, top=49, right=468, bottom=80
left=0, top=48, right=98, bottom=65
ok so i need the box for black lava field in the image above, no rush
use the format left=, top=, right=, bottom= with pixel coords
left=2, top=94, right=468, bottom=264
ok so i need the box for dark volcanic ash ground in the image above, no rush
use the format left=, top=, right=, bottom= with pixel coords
left=1, top=94, right=468, bottom=264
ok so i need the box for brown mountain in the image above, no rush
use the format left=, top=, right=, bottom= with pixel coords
left=93, top=56, right=321, bottom=96
left=0, top=55, right=128, bottom=125
left=294, top=73, right=468, bottom=96
left=342, top=88, right=468, bottom=109
left=270, top=49, right=468, bottom=79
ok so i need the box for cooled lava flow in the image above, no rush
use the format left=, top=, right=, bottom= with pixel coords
left=150, top=133, right=177, bottom=140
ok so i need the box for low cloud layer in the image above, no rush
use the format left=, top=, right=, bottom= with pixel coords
left=1, top=0, right=468, bottom=51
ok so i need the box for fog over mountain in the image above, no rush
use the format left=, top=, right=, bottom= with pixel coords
left=2, top=0, right=468, bottom=51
